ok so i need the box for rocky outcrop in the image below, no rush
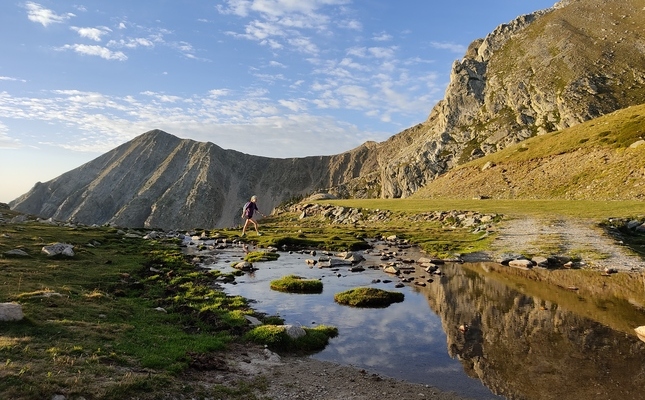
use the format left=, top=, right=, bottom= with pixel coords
left=370, top=0, right=645, bottom=198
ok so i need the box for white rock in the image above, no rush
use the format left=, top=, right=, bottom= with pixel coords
left=42, top=243, right=75, bottom=257
left=0, top=302, right=24, bottom=321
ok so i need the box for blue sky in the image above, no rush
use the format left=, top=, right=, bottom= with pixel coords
left=0, top=0, right=557, bottom=203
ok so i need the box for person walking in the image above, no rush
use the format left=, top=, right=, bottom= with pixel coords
left=241, top=195, right=265, bottom=236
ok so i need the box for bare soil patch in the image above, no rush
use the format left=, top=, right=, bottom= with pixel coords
left=488, top=217, right=645, bottom=272
left=179, top=343, right=469, bottom=400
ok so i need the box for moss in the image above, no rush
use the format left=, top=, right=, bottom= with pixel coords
left=245, top=324, right=338, bottom=353
left=244, top=251, right=280, bottom=262
left=270, top=275, right=323, bottom=294
left=334, top=287, right=404, bottom=308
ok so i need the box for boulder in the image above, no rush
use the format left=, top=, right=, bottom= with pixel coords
left=509, top=259, right=534, bottom=269
left=283, top=324, right=306, bottom=339
left=383, top=265, right=400, bottom=274
left=233, top=261, right=254, bottom=271
left=42, top=243, right=75, bottom=257
left=0, top=302, right=24, bottom=321
left=4, top=249, right=29, bottom=257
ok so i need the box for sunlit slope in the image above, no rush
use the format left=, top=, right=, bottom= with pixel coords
left=413, top=104, right=645, bottom=200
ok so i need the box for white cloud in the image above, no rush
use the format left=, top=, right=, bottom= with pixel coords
left=287, top=37, right=318, bottom=54
left=0, top=122, right=20, bottom=149
left=368, top=46, right=396, bottom=59
left=336, top=85, right=371, bottom=108
left=208, top=89, right=231, bottom=98
left=339, top=19, right=361, bottom=30
left=220, top=0, right=352, bottom=54
left=430, top=41, right=467, bottom=54
left=107, top=38, right=154, bottom=49
left=0, top=88, right=391, bottom=157
left=58, top=44, right=128, bottom=61
left=372, top=32, right=392, bottom=42
left=279, top=99, right=307, bottom=112
left=0, top=76, right=27, bottom=83
left=25, top=2, right=74, bottom=27
left=71, top=26, right=112, bottom=41
left=338, top=57, right=368, bottom=71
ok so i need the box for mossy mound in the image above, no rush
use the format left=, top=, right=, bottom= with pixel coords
left=270, top=275, right=323, bottom=293
left=245, top=324, right=338, bottom=352
left=334, top=287, right=404, bottom=308
left=244, top=250, right=280, bottom=262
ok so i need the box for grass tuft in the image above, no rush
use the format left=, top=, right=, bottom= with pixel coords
left=270, top=275, right=323, bottom=293
left=334, top=287, right=404, bottom=308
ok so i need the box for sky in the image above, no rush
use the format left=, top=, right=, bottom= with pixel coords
left=0, top=0, right=558, bottom=203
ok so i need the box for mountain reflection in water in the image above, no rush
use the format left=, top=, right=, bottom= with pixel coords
left=188, top=239, right=645, bottom=400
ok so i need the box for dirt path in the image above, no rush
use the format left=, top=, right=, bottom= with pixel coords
left=488, top=216, right=645, bottom=272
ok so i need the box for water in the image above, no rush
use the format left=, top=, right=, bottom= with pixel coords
left=185, top=238, right=645, bottom=400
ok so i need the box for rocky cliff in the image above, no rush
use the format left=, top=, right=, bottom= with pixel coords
left=355, top=0, right=645, bottom=198
left=10, top=0, right=645, bottom=228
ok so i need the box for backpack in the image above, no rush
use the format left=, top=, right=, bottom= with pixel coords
left=242, top=202, right=251, bottom=217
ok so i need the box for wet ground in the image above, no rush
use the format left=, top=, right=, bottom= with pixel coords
left=184, top=237, right=645, bottom=400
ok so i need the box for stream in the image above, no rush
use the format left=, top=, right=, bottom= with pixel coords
left=184, top=237, right=645, bottom=400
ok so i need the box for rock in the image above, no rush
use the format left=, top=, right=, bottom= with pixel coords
left=336, top=251, right=365, bottom=263
left=509, top=259, right=533, bottom=269
left=245, top=315, right=263, bottom=326
left=233, top=261, right=254, bottom=271
left=4, top=249, right=29, bottom=257
left=383, top=265, right=400, bottom=274
left=635, top=326, right=645, bottom=343
left=548, top=255, right=571, bottom=266
left=283, top=324, right=306, bottom=339
left=329, top=258, right=352, bottom=267
left=0, top=302, right=24, bottom=321
left=531, top=256, right=549, bottom=267
left=10, top=214, right=29, bottom=223
left=42, top=243, right=75, bottom=257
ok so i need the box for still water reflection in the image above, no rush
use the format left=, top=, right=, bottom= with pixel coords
left=187, top=239, right=645, bottom=400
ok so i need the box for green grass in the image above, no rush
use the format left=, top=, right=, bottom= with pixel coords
left=270, top=275, right=323, bottom=293
left=244, top=250, right=280, bottom=262
left=319, top=198, right=645, bottom=220
left=334, top=287, right=405, bottom=308
left=0, top=221, right=270, bottom=399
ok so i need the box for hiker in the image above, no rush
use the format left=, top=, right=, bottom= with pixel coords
left=241, top=195, right=266, bottom=236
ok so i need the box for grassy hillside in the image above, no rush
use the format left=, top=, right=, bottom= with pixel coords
left=413, top=103, right=645, bottom=201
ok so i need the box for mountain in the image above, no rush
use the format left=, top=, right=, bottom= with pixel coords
left=414, top=103, right=645, bottom=200
left=10, top=0, right=645, bottom=229
left=9, top=130, right=378, bottom=229
left=337, top=0, right=645, bottom=198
